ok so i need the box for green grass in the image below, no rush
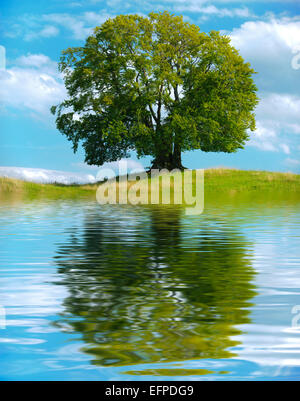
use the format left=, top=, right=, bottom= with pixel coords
left=202, top=168, right=300, bottom=208
left=1, top=168, right=300, bottom=203
left=204, top=168, right=300, bottom=193
left=0, top=176, right=97, bottom=200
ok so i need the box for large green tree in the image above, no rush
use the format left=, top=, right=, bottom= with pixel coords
left=51, top=11, right=259, bottom=169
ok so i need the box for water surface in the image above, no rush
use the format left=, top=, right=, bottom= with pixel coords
left=0, top=196, right=300, bottom=380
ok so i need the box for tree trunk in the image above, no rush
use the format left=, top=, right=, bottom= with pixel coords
left=151, top=144, right=184, bottom=170
left=172, top=142, right=184, bottom=170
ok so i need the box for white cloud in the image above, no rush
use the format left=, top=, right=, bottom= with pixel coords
left=24, top=25, right=60, bottom=41
left=4, top=11, right=114, bottom=41
left=279, top=143, right=290, bottom=155
left=287, top=124, right=300, bottom=135
left=248, top=93, right=300, bottom=155
left=285, top=158, right=300, bottom=166
left=16, top=54, right=56, bottom=69
left=256, top=93, right=300, bottom=126
left=230, top=17, right=300, bottom=94
left=0, top=54, right=65, bottom=114
left=0, top=167, right=96, bottom=185
left=0, top=160, right=146, bottom=184
left=73, top=159, right=146, bottom=175
left=5, top=11, right=112, bottom=41
left=42, top=12, right=115, bottom=39
left=231, top=17, right=300, bottom=57
left=0, top=68, right=65, bottom=114
left=249, top=128, right=277, bottom=152
left=172, top=3, right=253, bottom=18
left=40, top=25, right=60, bottom=38
left=42, top=13, right=93, bottom=40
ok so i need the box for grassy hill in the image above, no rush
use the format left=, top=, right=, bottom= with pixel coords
left=1, top=169, right=300, bottom=203
left=204, top=168, right=300, bottom=193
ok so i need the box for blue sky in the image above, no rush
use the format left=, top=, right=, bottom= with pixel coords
left=0, top=0, right=300, bottom=178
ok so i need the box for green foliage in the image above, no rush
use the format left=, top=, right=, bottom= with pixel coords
left=52, top=11, right=259, bottom=168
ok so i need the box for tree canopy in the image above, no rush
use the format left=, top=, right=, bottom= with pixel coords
left=51, top=11, right=259, bottom=169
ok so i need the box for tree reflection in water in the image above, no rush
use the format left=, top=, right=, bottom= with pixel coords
left=53, top=206, right=256, bottom=369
